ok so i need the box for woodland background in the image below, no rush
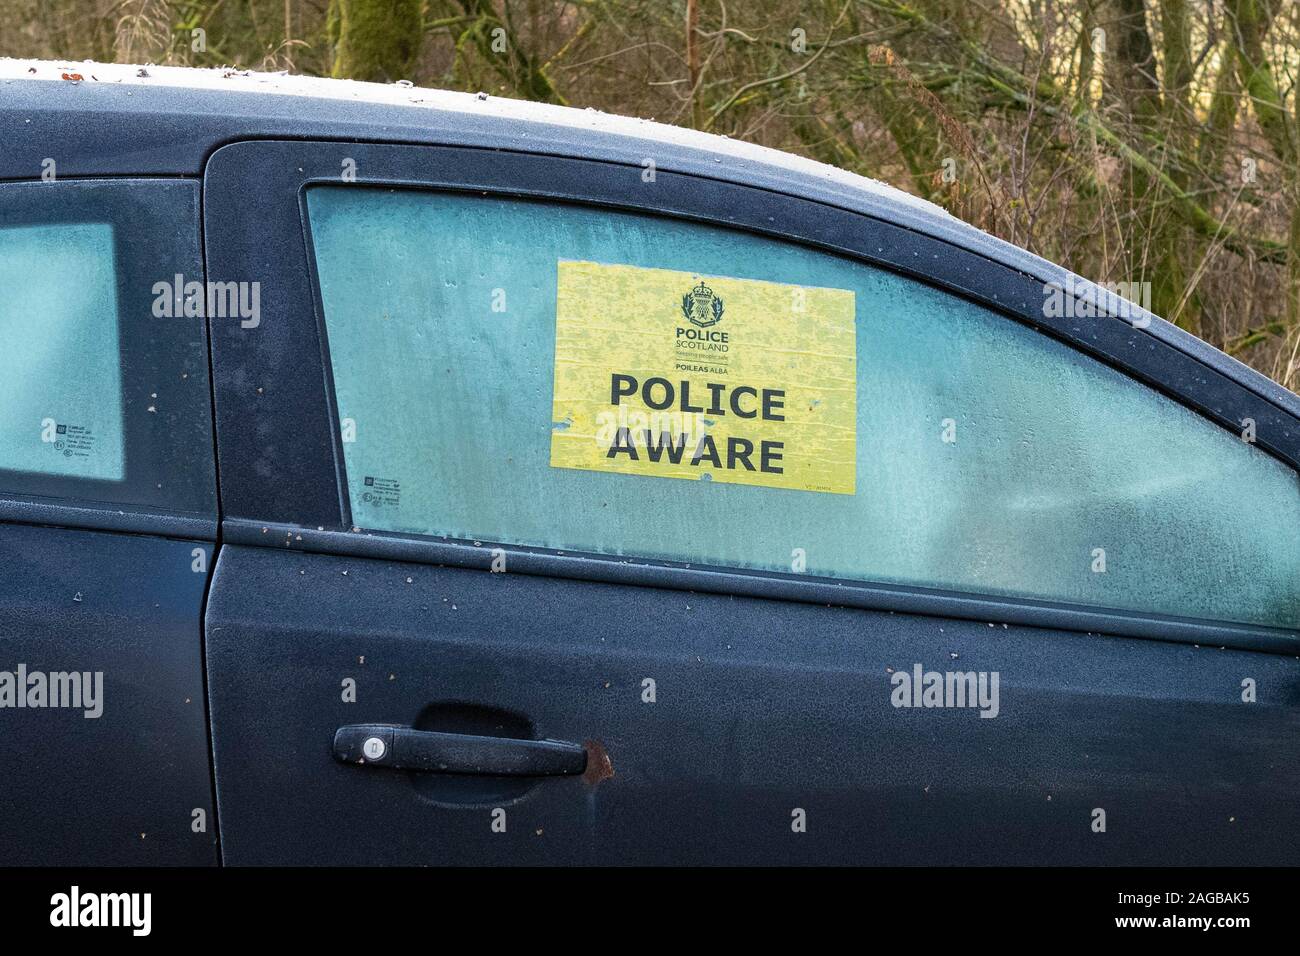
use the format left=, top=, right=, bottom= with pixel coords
left=2, top=0, right=1298, bottom=389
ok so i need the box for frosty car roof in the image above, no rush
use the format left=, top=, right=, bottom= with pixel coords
left=2, top=57, right=1297, bottom=419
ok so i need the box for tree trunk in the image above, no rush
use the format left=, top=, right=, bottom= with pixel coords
left=330, top=0, right=424, bottom=83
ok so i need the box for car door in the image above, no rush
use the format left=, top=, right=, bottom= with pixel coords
left=0, top=179, right=218, bottom=865
left=202, top=138, right=1300, bottom=865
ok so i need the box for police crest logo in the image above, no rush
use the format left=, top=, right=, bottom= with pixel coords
left=681, top=280, right=724, bottom=328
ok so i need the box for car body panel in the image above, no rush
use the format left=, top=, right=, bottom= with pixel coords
left=207, top=545, right=1300, bottom=865
left=0, top=523, right=216, bottom=865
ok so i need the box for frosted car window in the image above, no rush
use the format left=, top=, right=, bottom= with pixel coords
left=307, top=185, right=1300, bottom=630
left=0, top=180, right=216, bottom=518
left=0, top=222, right=124, bottom=481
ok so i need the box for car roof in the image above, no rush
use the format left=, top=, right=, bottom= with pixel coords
left=3, top=57, right=1297, bottom=417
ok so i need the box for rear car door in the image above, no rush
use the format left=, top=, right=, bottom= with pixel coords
left=202, top=139, right=1300, bottom=865
left=0, top=179, right=218, bottom=865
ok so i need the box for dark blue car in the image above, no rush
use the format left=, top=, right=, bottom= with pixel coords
left=1, top=60, right=1298, bottom=867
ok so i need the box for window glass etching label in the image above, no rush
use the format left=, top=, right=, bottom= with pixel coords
left=550, top=261, right=856, bottom=494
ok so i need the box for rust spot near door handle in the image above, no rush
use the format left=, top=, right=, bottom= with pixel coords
left=583, top=739, right=614, bottom=786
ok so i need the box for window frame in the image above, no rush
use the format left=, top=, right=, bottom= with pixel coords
left=203, top=139, right=1300, bottom=653
left=0, top=178, right=217, bottom=539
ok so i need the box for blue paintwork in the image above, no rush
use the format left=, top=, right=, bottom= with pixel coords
left=0, top=523, right=217, bottom=865
left=207, top=545, right=1300, bottom=865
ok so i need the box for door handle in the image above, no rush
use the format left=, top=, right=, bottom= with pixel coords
left=333, top=723, right=587, bottom=777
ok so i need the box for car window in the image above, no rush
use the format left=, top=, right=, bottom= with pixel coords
left=0, top=181, right=216, bottom=516
left=0, top=222, right=124, bottom=481
left=306, top=185, right=1300, bottom=630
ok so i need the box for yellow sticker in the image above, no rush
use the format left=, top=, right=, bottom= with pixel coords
left=550, top=261, right=856, bottom=495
